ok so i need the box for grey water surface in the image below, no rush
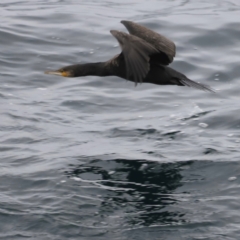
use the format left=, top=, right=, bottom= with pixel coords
left=1, top=0, right=240, bottom=239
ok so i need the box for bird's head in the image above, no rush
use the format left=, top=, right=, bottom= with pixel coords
left=45, top=62, right=107, bottom=78
left=45, top=65, right=77, bottom=77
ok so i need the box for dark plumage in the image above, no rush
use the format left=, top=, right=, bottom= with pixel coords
left=45, top=20, right=214, bottom=92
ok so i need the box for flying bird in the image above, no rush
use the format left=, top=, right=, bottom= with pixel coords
left=45, top=20, right=214, bottom=92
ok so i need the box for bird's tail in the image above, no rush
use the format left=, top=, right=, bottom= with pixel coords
left=178, top=77, right=215, bottom=93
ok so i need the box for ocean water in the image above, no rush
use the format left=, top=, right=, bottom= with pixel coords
left=1, top=0, right=240, bottom=239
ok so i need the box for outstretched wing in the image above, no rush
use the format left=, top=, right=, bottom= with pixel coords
left=121, top=20, right=176, bottom=65
left=110, top=30, right=158, bottom=84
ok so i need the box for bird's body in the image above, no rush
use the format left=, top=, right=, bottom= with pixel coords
left=45, top=20, right=214, bottom=92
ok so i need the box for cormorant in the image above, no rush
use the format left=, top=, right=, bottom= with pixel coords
left=45, top=20, right=214, bottom=92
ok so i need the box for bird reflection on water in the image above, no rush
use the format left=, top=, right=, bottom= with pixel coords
left=65, top=157, right=194, bottom=227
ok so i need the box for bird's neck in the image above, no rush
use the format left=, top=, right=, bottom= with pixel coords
left=74, top=62, right=110, bottom=77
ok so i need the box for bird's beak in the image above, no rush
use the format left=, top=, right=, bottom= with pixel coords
left=44, top=70, right=70, bottom=77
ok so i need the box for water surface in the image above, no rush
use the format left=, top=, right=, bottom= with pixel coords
left=1, top=0, right=240, bottom=239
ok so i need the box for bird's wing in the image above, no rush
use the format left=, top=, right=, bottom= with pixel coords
left=110, top=30, right=157, bottom=84
left=121, top=20, right=176, bottom=65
